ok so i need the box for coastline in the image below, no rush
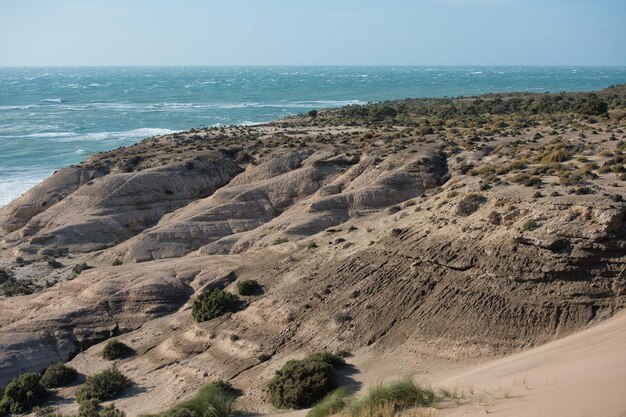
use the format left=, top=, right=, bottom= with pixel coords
left=2, top=66, right=626, bottom=207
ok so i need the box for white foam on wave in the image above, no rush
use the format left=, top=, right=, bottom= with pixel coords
left=42, top=98, right=63, bottom=103
left=239, top=120, right=267, bottom=126
left=12, top=128, right=177, bottom=143
left=0, top=105, right=35, bottom=111
left=24, top=132, right=77, bottom=138
left=0, top=173, right=48, bottom=208
left=76, top=128, right=177, bottom=142
left=14, top=99, right=369, bottom=113
left=120, top=127, right=177, bottom=138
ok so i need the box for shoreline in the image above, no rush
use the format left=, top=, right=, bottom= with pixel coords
left=2, top=82, right=625, bottom=208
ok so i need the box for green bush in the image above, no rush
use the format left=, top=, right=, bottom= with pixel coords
left=0, top=373, right=47, bottom=414
left=98, top=404, right=126, bottom=417
left=191, top=289, right=240, bottom=322
left=41, top=362, right=78, bottom=388
left=268, top=352, right=346, bottom=409
left=306, top=352, right=346, bottom=369
left=75, top=368, right=130, bottom=403
left=237, top=280, right=261, bottom=296
left=101, top=340, right=134, bottom=361
left=78, top=400, right=126, bottom=417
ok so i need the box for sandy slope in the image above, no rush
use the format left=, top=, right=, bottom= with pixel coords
left=436, top=310, right=626, bottom=417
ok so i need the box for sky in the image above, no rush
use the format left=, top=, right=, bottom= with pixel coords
left=0, top=0, right=625, bottom=66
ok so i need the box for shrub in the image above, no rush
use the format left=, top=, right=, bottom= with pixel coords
left=456, top=193, right=487, bottom=216
left=307, top=241, right=318, bottom=249
left=78, top=400, right=100, bottom=417
left=2, top=278, right=34, bottom=296
left=511, top=173, right=543, bottom=187
left=112, top=258, right=123, bottom=266
left=542, top=148, right=572, bottom=163
left=73, top=263, right=92, bottom=275
left=41, top=362, right=78, bottom=388
left=0, top=268, right=9, bottom=281
left=268, top=352, right=345, bottom=409
left=306, top=352, right=346, bottom=369
left=75, top=368, right=130, bottom=403
left=273, top=238, right=288, bottom=245
left=522, top=220, right=539, bottom=231
left=47, top=259, right=63, bottom=269
left=0, top=373, right=47, bottom=414
left=237, top=280, right=261, bottom=296
left=98, top=404, right=126, bottom=417
left=101, top=340, right=134, bottom=361
left=191, top=289, right=241, bottom=322
left=78, top=400, right=126, bottom=417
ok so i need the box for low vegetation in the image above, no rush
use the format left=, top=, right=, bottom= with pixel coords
left=0, top=373, right=47, bottom=414
left=191, top=288, right=241, bottom=322
left=101, top=340, right=134, bottom=361
left=143, top=380, right=235, bottom=417
left=307, top=379, right=439, bottom=417
left=41, top=362, right=78, bottom=388
left=75, top=368, right=130, bottom=403
left=269, top=352, right=345, bottom=409
left=236, top=280, right=262, bottom=296
left=1, top=278, right=34, bottom=296
left=456, top=193, right=487, bottom=216
left=306, top=387, right=352, bottom=417
left=77, top=400, right=126, bottom=417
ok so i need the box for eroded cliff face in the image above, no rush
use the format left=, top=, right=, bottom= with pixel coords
left=0, top=89, right=625, bottom=414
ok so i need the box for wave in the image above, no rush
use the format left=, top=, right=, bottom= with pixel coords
left=73, top=127, right=178, bottom=141
left=24, top=132, right=77, bottom=138
left=0, top=99, right=367, bottom=113
left=0, top=105, right=35, bottom=111
left=12, top=128, right=177, bottom=142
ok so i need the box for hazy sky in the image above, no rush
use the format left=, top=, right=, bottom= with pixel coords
left=1, top=0, right=624, bottom=66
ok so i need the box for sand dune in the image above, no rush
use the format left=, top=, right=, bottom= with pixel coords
left=437, top=310, right=626, bottom=417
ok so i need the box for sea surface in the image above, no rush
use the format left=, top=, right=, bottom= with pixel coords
left=1, top=66, right=626, bottom=207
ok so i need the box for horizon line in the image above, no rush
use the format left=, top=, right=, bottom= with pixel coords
left=1, top=64, right=626, bottom=69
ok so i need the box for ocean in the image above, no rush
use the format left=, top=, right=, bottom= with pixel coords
left=1, top=66, right=625, bottom=207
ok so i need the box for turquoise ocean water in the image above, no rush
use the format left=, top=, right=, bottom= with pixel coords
left=1, top=66, right=625, bottom=206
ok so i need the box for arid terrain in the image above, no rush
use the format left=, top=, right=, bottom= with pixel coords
left=1, top=86, right=626, bottom=417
